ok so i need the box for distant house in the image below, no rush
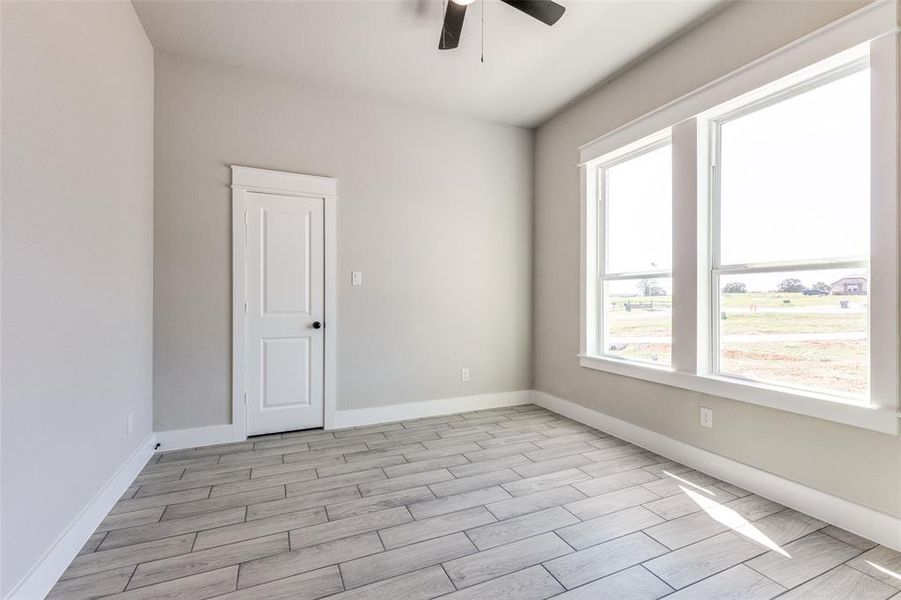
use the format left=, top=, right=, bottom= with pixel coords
left=831, top=276, right=867, bottom=295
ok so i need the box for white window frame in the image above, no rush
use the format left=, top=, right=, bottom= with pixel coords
left=707, top=57, right=871, bottom=398
left=595, top=133, right=673, bottom=365
left=578, top=1, right=899, bottom=434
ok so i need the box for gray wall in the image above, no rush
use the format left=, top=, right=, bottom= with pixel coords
left=153, top=53, right=533, bottom=431
left=0, top=2, right=154, bottom=595
left=533, top=0, right=901, bottom=518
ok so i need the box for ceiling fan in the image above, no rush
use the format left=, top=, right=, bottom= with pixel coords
left=439, top=0, right=566, bottom=50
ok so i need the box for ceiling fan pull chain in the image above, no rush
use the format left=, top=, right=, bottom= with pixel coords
left=480, top=0, right=484, bottom=63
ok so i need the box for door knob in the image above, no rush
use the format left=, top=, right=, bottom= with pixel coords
left=312, top=321, right=322, bottom=329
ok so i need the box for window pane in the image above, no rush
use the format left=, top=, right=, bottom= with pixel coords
left=604, top=277, right=672, bottom=365
left=717, top=269, right=868, bottom=397
left=718, top=69, right=869, bottom=265
left=605, top=144, right=672, bottom=273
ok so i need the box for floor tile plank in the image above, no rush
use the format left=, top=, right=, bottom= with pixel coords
left=565, top=485, right=659, bottom=521
left=358, top=468, right=452, bottom=497
left=643, top=531, right=767, bottom=590
left=162, top=486, right=285, bottom=520
left=544, top=531, right=668, bottom=589
left=847, top=545, right=901, bottom=589
left=383, top=454, right=469, bottom=478
left=212, top=565, right=343, bottom=600
left=194, top=507, right=326, bottom=550
left=247, top=486, right=360, bottom=521
left=284, top=469, right=386, bottom=497
left=340, top=532, right=475, bottom=589
left=94, top=565, right=237, bottom=600
left=447, top=454, right=530, bottom=478
left=438, top=565, right=563, bottom=600
left=135, top=470, right=251, bottom=497
left=512, top=455, right=593, bottom=478
left=99, top=507, right=246, bottom=550
left=573, top=469, right=659, bottom=497
left=409, top=486, right=512, bottom=519
left=129, top=533, right=288, bottom=589
left=551, top=565, right=673, bottom=600
left=237, top=531, right=383, bottom=589
left=466, top=506, right=578, bottom=550
left=208, top=468, right=316, bottom=497
left=110, top=488, right=211, bottom=515
left=61, top=534, right=196, bottom=580
left=289, top=506, right=412, bottom=549
left=501, top=468, right=590, bottom=497
left=443, top=531, right=571, bottom=589
left=326, top=486, right=434, bottom=520
left=378, top=506, right=496, bottom=549
left=556, top=505, right=663, bottom=550
left=428, top=469, right=520, bottom=497
left=663, top=564, right=784, bottom=600
left=321, top=565, right=454, bottom=600
left=96, top=507, right=165, bottom=533
left=487, top=485, right=586, bottom=520
left=779, top=564, right=896, bottom=599
left=46, top=565, right=135, bottom=600
left=747, top=531, right=862, bottom=588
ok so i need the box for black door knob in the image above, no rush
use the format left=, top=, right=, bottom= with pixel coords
left=312, top=321, right=322, bottom=329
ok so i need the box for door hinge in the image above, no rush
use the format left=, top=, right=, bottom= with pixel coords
left=243, top=392, right=247, bottom=405
left=243, top=301, right=248, bottom=313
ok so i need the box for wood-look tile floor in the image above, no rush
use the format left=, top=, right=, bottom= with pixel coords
left=50, top=405, right=900, bottom=600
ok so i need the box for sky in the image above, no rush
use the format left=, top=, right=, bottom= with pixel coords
left=603, top=67, right=870, bottom=294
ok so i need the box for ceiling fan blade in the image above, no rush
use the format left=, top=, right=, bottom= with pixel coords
left=499, top=0, right=565, bottom=26
left=438, top=1, right=467, bottom=50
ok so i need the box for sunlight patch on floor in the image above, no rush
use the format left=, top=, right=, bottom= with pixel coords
left=662, top=470, right=718, bottom=496
left=865, top=560, right=901, bottom=582
left=680, top=485, right=790, bottom=558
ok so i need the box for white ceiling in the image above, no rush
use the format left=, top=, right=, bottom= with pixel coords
left=133, top=0, right=723, bottom=127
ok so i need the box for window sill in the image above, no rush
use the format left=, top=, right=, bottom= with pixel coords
left=578, top=354, right=899, bottom=434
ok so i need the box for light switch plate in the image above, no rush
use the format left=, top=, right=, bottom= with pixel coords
left=352, top=271, right=363, bottom=286
left=700, top=406, right=713, bottom=428
left=461, top=368, right=470, bottom=382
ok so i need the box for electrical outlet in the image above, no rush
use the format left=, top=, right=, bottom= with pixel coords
left=461, top=368, right=470, bottom=382
left=127, top=413, right=134, bottom=435
left=352, top=271, right=363, bottom=286
left=700, top=406, right=713, bottom=428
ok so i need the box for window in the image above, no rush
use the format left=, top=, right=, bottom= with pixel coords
left=711, top=63, right=870, bottom=399
left=598, top=139, right=672, bottom=366
left=578, top=18, right=899, bottom=434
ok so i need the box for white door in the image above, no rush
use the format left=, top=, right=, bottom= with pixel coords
left=245, top=191, right=324, bottom=435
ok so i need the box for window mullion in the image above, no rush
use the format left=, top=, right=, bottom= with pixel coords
left=672, top=118, right=700, bottom=375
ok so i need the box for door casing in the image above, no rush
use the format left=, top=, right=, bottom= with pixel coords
left=231, top=165, right=337, bottom=440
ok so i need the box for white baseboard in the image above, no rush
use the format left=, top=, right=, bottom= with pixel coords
left=532, top=390, right=901, bottom=552
left=154, top=424, right=237, bottom=452
left=153, top=391, right=531, bottom=450
left=330, top=390, right=533, bottom=429
left=3, top=434, right=157, bottom=600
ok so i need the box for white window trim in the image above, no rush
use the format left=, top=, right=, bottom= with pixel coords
left=578, top=2, right=900, bottom=435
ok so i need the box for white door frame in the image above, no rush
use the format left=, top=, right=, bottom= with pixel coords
left=231, top=165, right=338, bottom=440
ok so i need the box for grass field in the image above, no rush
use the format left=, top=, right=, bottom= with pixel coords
left=605, top=292, right=868, bottom=396
left=609, top=311, right=866, bottom=337
left=721, top=340, right=867, bottom=396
